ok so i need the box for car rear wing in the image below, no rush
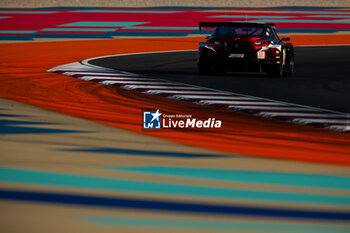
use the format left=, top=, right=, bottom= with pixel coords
left=199, top=22, right=276, bottom=30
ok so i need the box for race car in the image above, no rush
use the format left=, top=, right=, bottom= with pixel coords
left=198, top=22, right=295, bottom=77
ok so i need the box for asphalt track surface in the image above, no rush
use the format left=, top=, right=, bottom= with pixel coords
left=91, top=46, right=350, bottom=113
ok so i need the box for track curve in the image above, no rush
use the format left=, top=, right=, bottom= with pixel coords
left=90, top=46, right=350, bottom=113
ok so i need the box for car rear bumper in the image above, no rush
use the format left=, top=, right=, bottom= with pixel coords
left=201, top=55, right=278, bottom=72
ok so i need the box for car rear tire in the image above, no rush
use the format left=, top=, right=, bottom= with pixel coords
left=284, top=55, right=295, bottom=76
left=198, top=50, right=213, bottom=75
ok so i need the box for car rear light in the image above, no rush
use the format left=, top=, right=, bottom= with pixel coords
left=253, top=41, right=268, bottom=45
left=207, top=40, right=223, bottom=48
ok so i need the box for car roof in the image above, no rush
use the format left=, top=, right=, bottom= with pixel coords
left=199, top=22, right=276, bottom=30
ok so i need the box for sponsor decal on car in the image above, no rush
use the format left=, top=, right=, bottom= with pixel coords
left=229, top=53, right=244, bottom=58
left=257, top=51, right=265, bottom=59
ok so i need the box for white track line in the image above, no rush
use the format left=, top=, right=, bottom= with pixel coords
left=229, top=106, right=316, bottom=111
left=172, top=95, right=256, bottom=100
left=146, top=90, right=227, bottom=95
left=329, top=125, right=350, bottom=131
left=63, top=72, right=135, bottom=76
left=292, top=118, right=350, bottom=124
left=123, top=85, right=201, bottom=90
left=48, top=62, right=115, bottom=72
left=258, top=112, right=347, bottom=118
left=100, top=81, right=181, bottom=85
left=199, top=100, right=286, bottom=105
left=79, top=76, right=149, bottom=81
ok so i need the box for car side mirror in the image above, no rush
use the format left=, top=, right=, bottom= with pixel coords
left=205, top=36, right=210, bottom=39
left=282, top=37, right=290, bottom=41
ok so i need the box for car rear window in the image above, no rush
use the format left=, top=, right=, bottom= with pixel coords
left=213, top=26, right=278, bottom=40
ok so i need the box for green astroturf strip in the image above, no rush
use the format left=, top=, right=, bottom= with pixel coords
left=0, top=166, right=350, bottom=206
left=280, top=11, right=350, bottom=14
left=252, top=19, right=350, bottom=23
left=60, top=22, right=148, bottom=27
left=124, top=26, right=198, bottom=30
left=309, top=15, right=350, bottom=18
left=211, top=15, right=295, bottom=18
left=0, top=31, right=36, bottom=33
left=73, top=10, right=181, bottom=13
left=41, top=28, right=117, bottom=32
left=111, top=166, right=350, bottom=190
left=82, top=216, right=350, bottom=232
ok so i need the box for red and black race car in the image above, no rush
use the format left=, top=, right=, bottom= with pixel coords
left=198, top=22, right=295, bottom=77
